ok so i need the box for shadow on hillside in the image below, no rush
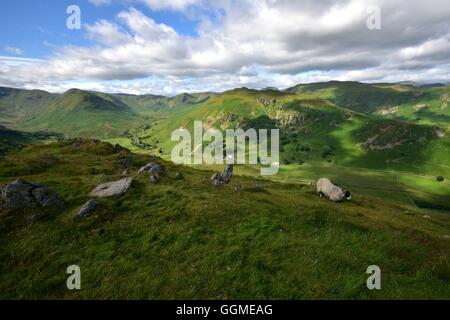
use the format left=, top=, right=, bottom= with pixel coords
left=288, top=116, right=450, bottom=210
left=412, top=109, right=450, bottom=123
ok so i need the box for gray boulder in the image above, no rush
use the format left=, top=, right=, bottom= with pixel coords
left=89, top=178, right=133, bottom=198
left=76, top=199, right=99, bottom=218
left=0, top=179, right=64, bottom=210
left=138, top=162, right=167, bottom=177
left=211, top=165, right=234, bottom=187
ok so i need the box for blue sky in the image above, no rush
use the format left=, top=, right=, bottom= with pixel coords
left=0, top=0, right=200, bottom=58
left=0, top=0, right=449, bottom=95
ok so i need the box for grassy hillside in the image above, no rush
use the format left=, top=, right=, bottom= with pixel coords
left=375, top=86, right=450, bottom=127
left=102, top=87, right=450, bottom=213
left=285, top=81, right=450, bottom=127
left=0, top=140, right=449, bottom=299
left=121, top=88, right=449, bottom=174
left=286, top=81, right=418, bottom=114
left=25, top=89, right=141, bottom=139
left=0, top=87, right=58, bottom=127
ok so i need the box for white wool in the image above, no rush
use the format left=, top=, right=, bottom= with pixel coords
left=317, top=178, right=346, bottom=202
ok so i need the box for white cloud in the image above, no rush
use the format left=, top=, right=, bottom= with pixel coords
left=139, top=0, right=201, bottom=11
left=1, top=0, right=450, bottom=94
left=88, top=0, right=112, bottom=6
left=4, top=47, right=23, bottom=55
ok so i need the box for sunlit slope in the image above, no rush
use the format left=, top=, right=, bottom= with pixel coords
left=286, top=81, right=418, bottom=114
left=375, top=85, right=450, bottom=126
left=25, top=89, right=141, bottom=139
left=131, top=88, right=449, bottom=175
left=286, top=81, right=450, bottom=126
left=0, top=87, right=58, bottom=128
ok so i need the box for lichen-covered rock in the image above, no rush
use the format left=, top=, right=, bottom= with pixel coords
left=138, top=163, right=167, bottom=177
left=76, top=199, right=99, bottom=218
left=0, top=179, right=64, bottom=210
left=89, top=178, right=133, bottom=198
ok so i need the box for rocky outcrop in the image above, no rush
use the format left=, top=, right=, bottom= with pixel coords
left=275, top=110, right=306, bottom=127
left=89, top=178, right=133, bottom=198
left=378, top=106, right=399, bottom=115
left=138, top=163, right=167, bottom=176
left=212, top=165, right=234, bottom=187
left=258, top=97, right=277, bottom=107
left=0, top=179, right=64, bottom=210
left=139, top=162, right=167, bottom=185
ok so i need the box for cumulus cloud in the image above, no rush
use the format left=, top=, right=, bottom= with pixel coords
left=1, top=0, right=450, bottom=94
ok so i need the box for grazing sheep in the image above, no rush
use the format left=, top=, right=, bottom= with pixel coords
left=317, top=178, right=351, bottom=202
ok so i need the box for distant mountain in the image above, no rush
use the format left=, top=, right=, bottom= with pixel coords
left=397, top=81, right=447, bottom=88
left=25, top=89, right=141, bottom=138
left=417, top=83, right=447, bottom=89
left=285, top=81, right=419, bottom=114
left=0, top=87, right=58, bottom=127
left=112, top=91, right=218, bottom=115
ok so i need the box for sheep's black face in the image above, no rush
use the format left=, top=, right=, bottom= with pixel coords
left=345, top=191, right=352, bottom=200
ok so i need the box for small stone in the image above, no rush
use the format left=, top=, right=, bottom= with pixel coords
left=423, top=215, right=431, bottom=219
left=175, top=172, right=184, bottom=180
left=150, top=175, right=160, bottom=184
left=121, top=168, right=129, bottom=176
left=76, top=199, right=99, bottom=218
left=234, top=184, right=242, bottom=192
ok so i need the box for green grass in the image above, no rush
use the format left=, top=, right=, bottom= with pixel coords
left=24, top=89, right=142, bottom=139
left=0, top=140, right=449, bottom=299
left=286, top=81, right=419, bottom=114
